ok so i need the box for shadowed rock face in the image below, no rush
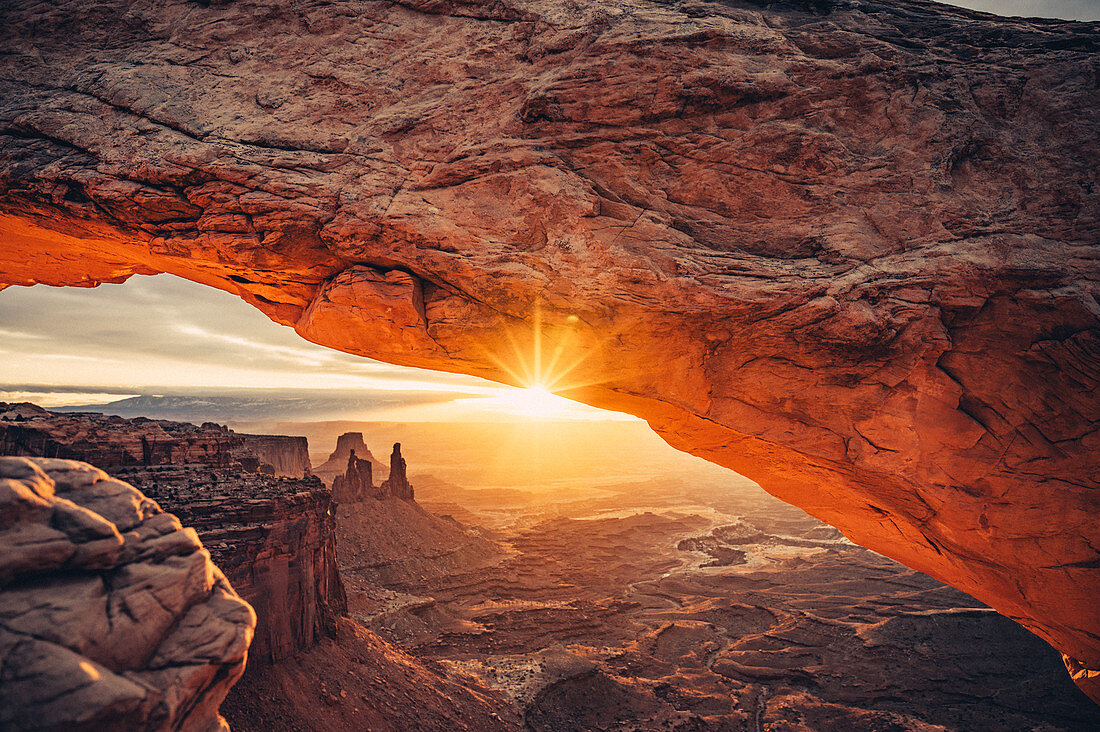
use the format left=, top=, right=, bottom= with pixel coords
left=164, top=477, right=349, bottom=665
left=232, top=434, right=312, bottom=479
left=0, top=457, right=255, bottom=731
left=0, top=0, right=1096, bottom=698
left=333, top=450, right=376, bottom=502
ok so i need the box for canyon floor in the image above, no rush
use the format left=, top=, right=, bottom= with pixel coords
left=288, top=422, right=1100, bottom=732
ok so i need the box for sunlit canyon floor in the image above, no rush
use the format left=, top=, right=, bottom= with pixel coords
left=238, top=420, right=1099, bottom=731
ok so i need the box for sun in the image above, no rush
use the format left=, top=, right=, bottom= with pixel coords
left=495, top=384, right=580, bottom=419
left=477, top=307, right=618, bottom=420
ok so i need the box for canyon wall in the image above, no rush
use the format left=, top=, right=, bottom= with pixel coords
left=0, top=402, right=347, bottom=663
left=0, top=403, right=310, bottom=477
left=168, top=484, right=348, bottom=663
left=0, top=456, right=255, bottom=731
left=0, top=403, right=235, bottom=468
left=0, top=0, right=1097, bottom=699
left=235, top=434, right=312, bottom=478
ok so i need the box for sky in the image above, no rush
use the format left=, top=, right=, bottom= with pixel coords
left=0, top=275, right=628, bottom=421
left=946, top=0, right=1100, bottom=19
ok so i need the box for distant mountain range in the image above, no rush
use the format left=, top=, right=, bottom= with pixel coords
left=51, top=390, right=466, bottom=425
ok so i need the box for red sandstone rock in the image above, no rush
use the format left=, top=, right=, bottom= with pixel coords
left=0, top=0, right=1097, bottom=699
left=326, top=435, right=414, bottom=503
left=380, top=443, right=415, bottom=501
left=0, top=456, right=255, bottom=731
left=220, top=617, right=520, bottom=731
left=0, top=402, right=310, bottom=477
left=1, top=402, right=235, bottom=468
left=333, top=450, right=376, bottom=503
left=1, top=403, right=348, bottom=664
left=170, top=484, right=349, bottom=664
left=233, top=434, right=312, bottom=479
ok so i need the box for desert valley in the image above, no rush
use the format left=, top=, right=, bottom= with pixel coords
left=3, top=400, right=1097, bottom=730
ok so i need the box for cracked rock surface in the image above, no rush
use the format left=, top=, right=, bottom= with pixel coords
left=0, top=457, right=255, bottom=731
left=0, top=0, right=1097, bottom=701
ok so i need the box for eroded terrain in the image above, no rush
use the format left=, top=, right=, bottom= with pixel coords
left=341, top=474, right=1100, bottom=731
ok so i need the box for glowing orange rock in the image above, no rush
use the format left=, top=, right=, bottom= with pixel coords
left=0, top=0, right=1096, bottom=701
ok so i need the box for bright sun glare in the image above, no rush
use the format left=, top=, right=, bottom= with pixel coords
left=481, top=308, right=608, bottom=421
left=495, top=384, right=579, bottom=419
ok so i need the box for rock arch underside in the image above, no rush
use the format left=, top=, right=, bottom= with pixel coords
left=0, top=0, right=1097, bottom=701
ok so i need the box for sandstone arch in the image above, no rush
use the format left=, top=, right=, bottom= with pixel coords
left=0, top=0, right=1097, bottom=700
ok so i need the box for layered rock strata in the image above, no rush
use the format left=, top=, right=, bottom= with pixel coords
left=1, top=402, right=235, bottom=469
left=0, top=0, right=1097, bottom=697
left=232, top=434, right=311, bottom=479
left=152, top=471, right=349, bottom=663
left=0, top=456, right=255, bottom=732
left=1, top=403, right=347, bottom=663
left=114, top=465, right=349, bottom=664
left=1, top=402, right=310, bottom=478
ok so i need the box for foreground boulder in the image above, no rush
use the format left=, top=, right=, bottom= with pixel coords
left=0, top=457, right=255, bottom=731
left=0, top=0, right=1096, bottom=700
left=1, top=402, right=347, bottom=665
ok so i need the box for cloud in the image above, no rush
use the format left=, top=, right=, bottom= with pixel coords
left=0, top=274, right=496, bottom=391
left=0, top=327, right=47, bottom=341
left=0, top=274, right=618, bottom=421
left=173, top=323, right=342, bottom=368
